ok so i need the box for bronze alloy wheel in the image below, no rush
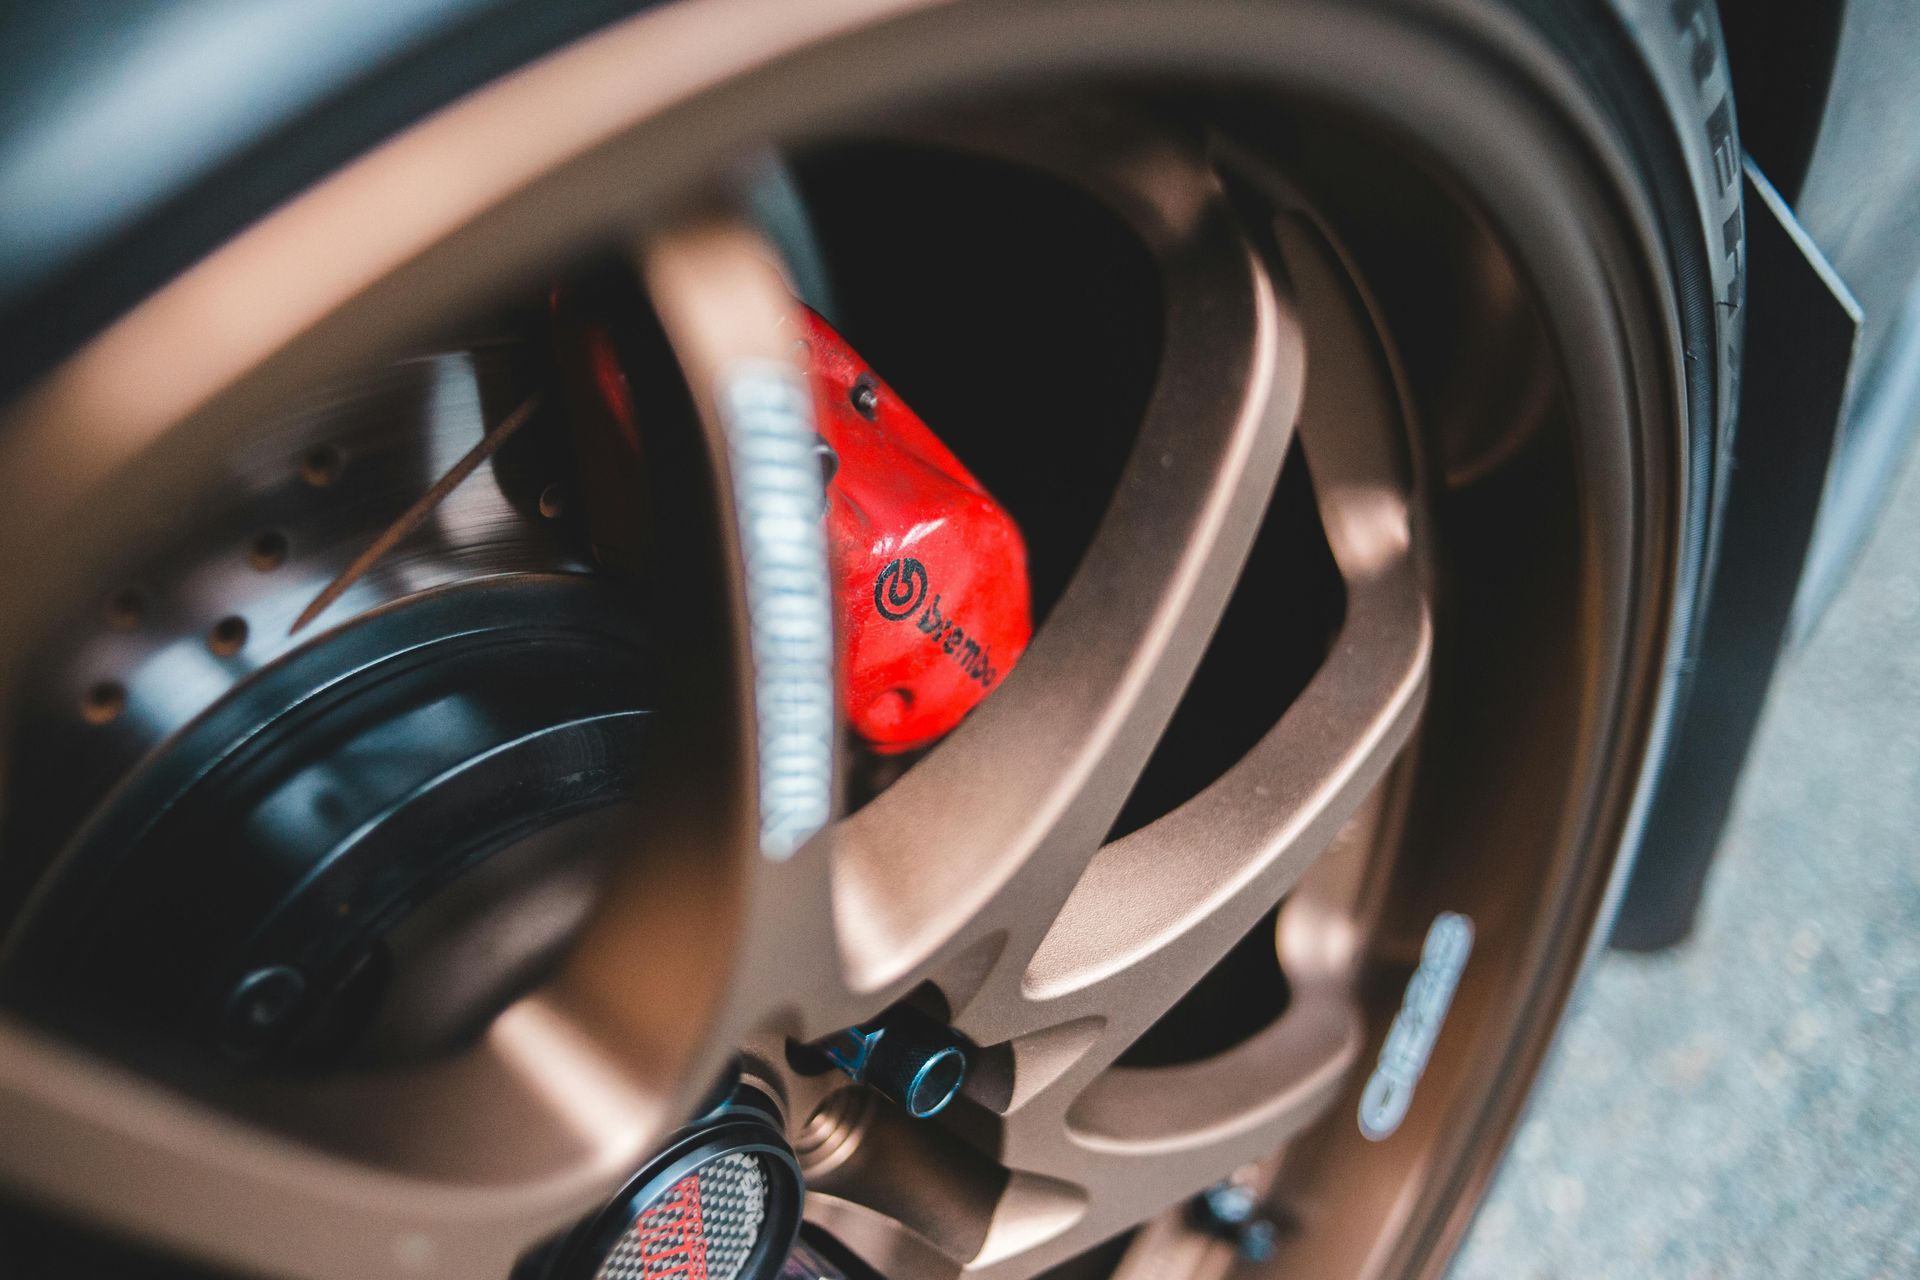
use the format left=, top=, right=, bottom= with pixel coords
left=0, top=3, right=1742, bottom=1279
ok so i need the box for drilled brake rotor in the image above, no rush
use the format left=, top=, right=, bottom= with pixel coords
left=0, top=345, right=657, bottom=1071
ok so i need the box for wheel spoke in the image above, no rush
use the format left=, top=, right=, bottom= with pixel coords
left=810, top=199, right=1432, bottom=1277
left=1012, top=577, right=1427, bottom=1041
left=978, top=985, right=1362, bottom=1277
left=594, top=214, right=863, bottom=1046
left=1010, top=205, right=1426, bottom=1040
left=833, top=148, right=1307, bottom=1008
left=0, top=1002, right=663, bottom=1280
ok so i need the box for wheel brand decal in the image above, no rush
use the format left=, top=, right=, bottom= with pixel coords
left=721, top=362, right=835, bottom=862
left=1358, top=911, right=1473, bottom=1141
left=872, top=559, right=1001, bottom=689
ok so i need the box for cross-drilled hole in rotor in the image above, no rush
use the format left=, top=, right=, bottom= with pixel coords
left=104, top=588, right=147, bottom=631
left=248, top=530, right=289, bottom=571
left=207, top=615, right=249, bottom=657
left=299, top=443, right=345, bottom=488
left=81, top=680, right=126, bottom=725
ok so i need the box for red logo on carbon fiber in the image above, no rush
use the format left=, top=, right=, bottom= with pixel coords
left=630, top=1175, right=710, bottom=1279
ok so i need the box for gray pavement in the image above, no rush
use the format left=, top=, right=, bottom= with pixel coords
left=1450, top=443, right=1920, bottom=1280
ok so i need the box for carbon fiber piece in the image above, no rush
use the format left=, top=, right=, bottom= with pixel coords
left=595, top=1152, right=770, bottom=1280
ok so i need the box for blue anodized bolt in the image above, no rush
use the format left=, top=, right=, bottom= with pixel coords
left=818, top=1006, right=969, bottom=1119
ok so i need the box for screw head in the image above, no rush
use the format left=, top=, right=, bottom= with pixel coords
left=1236, top=1218, right=1278, bottom=1263
left=1191, top=1180, right=1283, bottom=1260
left=223, top=965, right=306, bottom=1052
left=1199, top=1181, right=1257, bottom=1227
left=849, top=376, right=881, bottom=420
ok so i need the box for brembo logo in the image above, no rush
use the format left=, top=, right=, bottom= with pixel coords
left=873, top=558, right=1000, bottom=688
left=874, top=557, right=928, bottom=620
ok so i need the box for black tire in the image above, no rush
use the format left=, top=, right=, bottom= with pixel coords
left=1534, top=0, right=1752, bottom=953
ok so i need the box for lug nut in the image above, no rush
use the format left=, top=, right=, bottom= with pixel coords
left=1235, top=1218, right=1278, bottom=1263
left=1191, top=1178, right=1280, bottom=1262
left=1198, top=1181, right=1257, bottom=1226
left=816, top=1006, right=970, bottom=1119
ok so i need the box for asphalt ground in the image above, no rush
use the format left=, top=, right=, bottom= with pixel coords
left=1450, top=443, right=1920, bottom=1278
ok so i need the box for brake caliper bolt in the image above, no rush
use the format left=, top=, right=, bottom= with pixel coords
left=816, top=1006, right=970, bottom=1119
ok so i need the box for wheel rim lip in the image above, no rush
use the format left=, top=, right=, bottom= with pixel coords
left=0, top=1, right=1693, bottom=1277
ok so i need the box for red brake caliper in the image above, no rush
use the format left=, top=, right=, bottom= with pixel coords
left=799, top=309, right=1031, bottom=751
left=564, top=298, right=1031, bottom=753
